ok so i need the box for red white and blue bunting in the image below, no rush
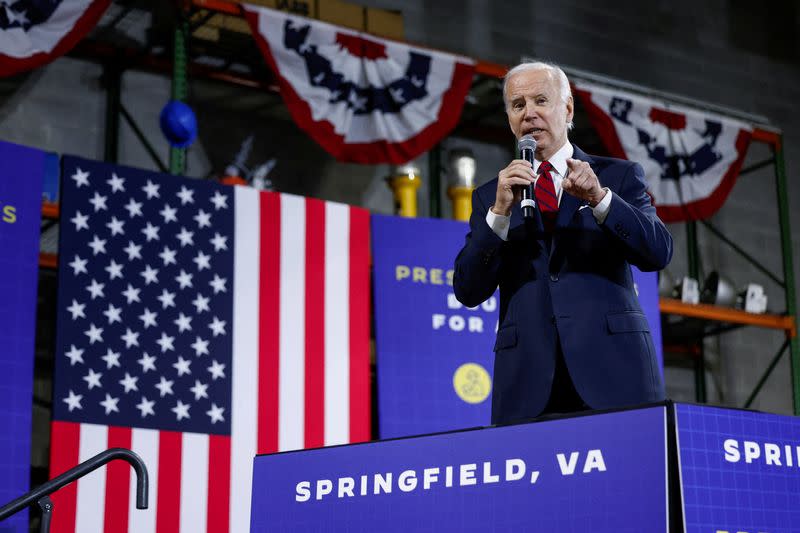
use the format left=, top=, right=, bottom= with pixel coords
left=0, top=0, right=111, bottom=77
left=574, top=82, right=752, bottom=223
left=243, top=3, right=475, bottom=164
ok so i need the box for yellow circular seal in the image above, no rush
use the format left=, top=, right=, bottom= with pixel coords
left=453, top=363, right=491, bottom=404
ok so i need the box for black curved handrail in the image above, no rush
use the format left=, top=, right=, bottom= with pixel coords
left=0, top=448, right=148, bottom=523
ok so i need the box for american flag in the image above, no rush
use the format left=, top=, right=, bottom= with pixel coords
left=50, top=156, right=371, bottom=533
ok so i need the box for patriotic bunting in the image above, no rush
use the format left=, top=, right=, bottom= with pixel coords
left=0, top=0, right=111, bottom=77
left=574, top=82, right=752, bottom=222
left=242, top=3, right=475, bottom=164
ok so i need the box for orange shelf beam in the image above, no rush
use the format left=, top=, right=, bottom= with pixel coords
left=660, top=298, right=796, bottom=337
left=42, top=201, right=59, bottom=219
left=39, top=253, right=57, bottom=269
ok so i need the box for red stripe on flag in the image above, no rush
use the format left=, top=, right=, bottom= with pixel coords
left=156, top=431, right=182, bottom=533
left=206, top=435, right=232, bottom=533
left=49, top=421, right=80, bottom=533
left=258, top=191, right=281, bottom=454
left=104, top=426, right=132, bottom=533
left=348, top=208, right=372, bottom=442
left=304, top=198, right=326, bottom=449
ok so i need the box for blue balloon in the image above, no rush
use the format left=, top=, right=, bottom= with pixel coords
left=159, top=100, right=198, bottom=148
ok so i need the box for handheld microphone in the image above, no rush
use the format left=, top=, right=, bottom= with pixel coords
left=518, top=134, right=537, bottom=219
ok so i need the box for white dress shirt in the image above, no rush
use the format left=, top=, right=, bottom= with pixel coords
left=485, top=141, right=612, bottom=241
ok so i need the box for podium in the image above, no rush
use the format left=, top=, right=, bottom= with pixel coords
left=250, top=403, right=800, bottom=532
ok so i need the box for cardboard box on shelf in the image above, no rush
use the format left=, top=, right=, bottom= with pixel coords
left=366, top=7, right=403, bottom=40
left=318, top=0, right=365, bottom=31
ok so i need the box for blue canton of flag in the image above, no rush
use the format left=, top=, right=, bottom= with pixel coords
left=53, top=156, right=235, bottom=435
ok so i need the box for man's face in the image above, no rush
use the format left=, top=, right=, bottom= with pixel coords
left=505, top=69, right=574, bottom=160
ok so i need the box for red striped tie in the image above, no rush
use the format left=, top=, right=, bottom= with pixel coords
left=536, top=160, right=558, bottom=231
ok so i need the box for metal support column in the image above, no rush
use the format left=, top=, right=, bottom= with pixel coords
left=103, top=63, right=122, bottom=164
left=170, top=14, right=189, bottom=175
left=428, top=143, right=442, bottom=218
left=772, top=136, right=800, bottom=414
left=686, top=221, right=707, bottom=402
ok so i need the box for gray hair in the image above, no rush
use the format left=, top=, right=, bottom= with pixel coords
left=502, top=61, right=574, bottom=129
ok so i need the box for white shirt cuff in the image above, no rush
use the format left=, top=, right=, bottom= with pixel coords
left=591, top=188, right=612, bottom=224
left=485, top=207, right=510, bottom=241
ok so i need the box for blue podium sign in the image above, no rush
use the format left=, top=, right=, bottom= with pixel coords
left=0, top=140, right=45, bottom=531
left=372, top=215, right=498, bottom=438
left=675, top=403, right=800, bottom=533
left=250, top=406, right=668, bottom=532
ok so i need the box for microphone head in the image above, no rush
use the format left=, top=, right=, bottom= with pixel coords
left=518, top=134, right=537, bottom=152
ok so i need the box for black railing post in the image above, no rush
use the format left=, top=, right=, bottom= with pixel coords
left=0, top=448, right=148, bottom=524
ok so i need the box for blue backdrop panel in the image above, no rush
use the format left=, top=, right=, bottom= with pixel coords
left=676, top=403, right=800, bottom=533
left=372, top=215, right=497, bottom=439
left=0, top=140, right=45, bottom=530
left=251, top=406, right=668, bottom=532
left=372, top=214, right=664, bottom=439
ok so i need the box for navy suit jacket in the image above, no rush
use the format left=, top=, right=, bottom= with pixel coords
left=453, top=145, right=672, bottom=425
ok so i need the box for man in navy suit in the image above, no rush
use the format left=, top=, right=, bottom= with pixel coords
left=453, top=62, right=673, bottom=425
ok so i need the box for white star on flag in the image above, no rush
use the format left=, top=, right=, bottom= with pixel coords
left=174, top=312, right=193, bottom=332
left=208, top=316, right=227, bottom=337
left=100, top=393, right=120, bottom=415
left=207, top=360, right=226, bottom=380
left=107, top=173, right=125, bottom=193
left=104, top=260, right=124, bottom=280
left=69, top=255, right=88, bottom=275
left=122, top=284, right=141, bottom=304
left=177, top=186, right=195, bottom=205
left=138, top=308, right=158, bottom=329
left=121, top=328, right=140, bottom=348
left=123, top=241, right=143, bottom=260
left=175, top=269, right=193, bottom=289
left=142, top=179, right=160, bottom=199
left=137, top=352, right=157, bottom=373
left=191, top=336, right=210, bottom=357
left=88, top=235, right=107, bottom=255
left=209, top=274, right=227, bottom=294
left=101, top=349, right=121, bottom=369
left=106, top=216, right=125, bottom=236
left=103, top=303, right=122, bottom=324
left=172, top=400, right=191, bottom=421
left=155, top=376, right=174, bottom=397
left=194, top=209, right=212, bottom=228
left=65, top=345, right=84, bottom=366
left=176, top=227, right=194, bottom=247
left=83, top=368, right=103, bottom=390
left=119, top=373, right=139, bottom=393
left=66, top=300, right=86, bottom=320
left=210, top=190, right=228, bottom=209
left=159, top=245, right=177, bottom=265
left=63, top=390, right=83, bottom=412
left=84, top=323, right=104, bottom=344
left=206, top=403, right=225, bottom=424
left=190, top=380, right=209, bottom=400
left=88, top=191, right=108, bottom=211
left=160, top=203, right=178, bottom=223
left=136, top=396, right=156, bottom=417
left=173, top=356, right=192, bottom=377
left=71, top=168, right=90, bottom=187
left=124, top=197, right=143, bottom=217
left=70, top=211, right=89, bottom=231
left=86, top=279, right=105, bottom=299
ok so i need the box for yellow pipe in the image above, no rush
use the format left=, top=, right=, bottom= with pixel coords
left=388, top=172, right=422, bottom=218
left=447, top=185, right=474, bottom=221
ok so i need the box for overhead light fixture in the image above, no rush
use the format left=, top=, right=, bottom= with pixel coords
left=700, top=271, right=737, bottom=307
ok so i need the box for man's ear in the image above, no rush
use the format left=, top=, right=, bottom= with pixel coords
left=566, top=96, right=574, bottom=124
